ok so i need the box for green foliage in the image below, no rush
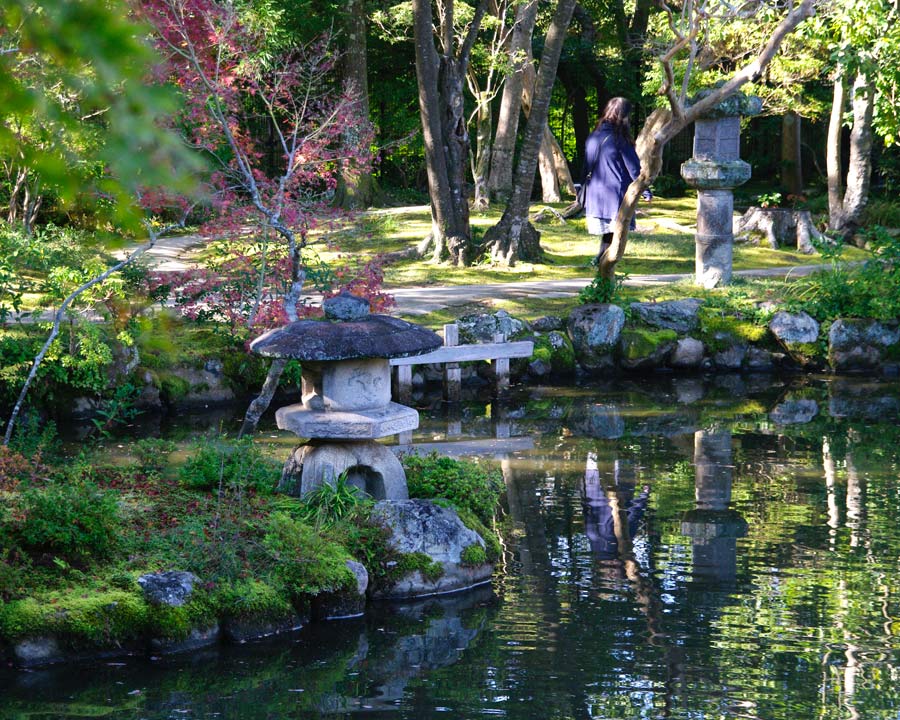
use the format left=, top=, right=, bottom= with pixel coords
left=785, top=226, right=900, bottom=322
left=14, top=479, right=120, bottom=560
left=755, top=191, right=783, bottom=208
left=453, top=506, right=501, bottom=564
left=459, top=543, right=487, bottom=567
left=299, top=473, right=373, bottom=528
left=262, top=512, right=356, bottom=597
left=862, top=198, right=900, bottom=227
left=650, top=174, right=688, bottom=198
left=579, top=274, right=628, bottom=305
left=402, top=453, right=504, bottom=525
left=179, top=437, right=280, bottom=493
left=396, top=552, right=444, bottom=583
left=216, top=579, right=294, bottom=622
left=133, top=438, right=177, bottom=475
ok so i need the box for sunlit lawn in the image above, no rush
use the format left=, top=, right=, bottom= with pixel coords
left=311, top=197, right=870, bottom=289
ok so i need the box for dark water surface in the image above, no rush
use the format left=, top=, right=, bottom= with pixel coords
left=3, top=374, right=900, bottom=719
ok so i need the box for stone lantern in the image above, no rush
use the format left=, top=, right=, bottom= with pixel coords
left=250, top=292, right=442, bottom=500
left=681, top=90, right=762, bottom=288
left=681, top=430, right=747, bottom=583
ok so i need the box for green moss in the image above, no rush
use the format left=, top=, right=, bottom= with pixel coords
left=785, top=340, right=826, bottom=365
left=145, top=591, right=218, bottom=641
left=884, top=342, right=900, bottom=361
left=216, top=580, right=294, bottom=622
left=396, top=552, right=444, bottom=583
left=264, top=513, right=356, bottom=598
left=619, top=328, right=678, bottom=361
left=699, top=311, right=769, bottom=352
left=453, top=506, right=501, bottom=563
left=529, top=332, right=576, bottom=374
left=403, top=453, right=504, bottom=525
left=459, top=544, right=487, bottom=567
left=157, top=372, right=191, bottom=403
left=0, top=590, right=149, bottom=648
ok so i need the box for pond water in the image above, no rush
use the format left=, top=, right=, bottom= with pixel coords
left=3, top=374, right=900, bottom=719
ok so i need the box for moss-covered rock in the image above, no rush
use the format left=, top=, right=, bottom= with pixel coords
left=618, top=328, right=678, bottom=370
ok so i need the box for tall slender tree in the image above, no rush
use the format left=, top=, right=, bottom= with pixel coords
left=412, top=0, right=488, bottom=265
left=481, top=0, right=577, bottom=265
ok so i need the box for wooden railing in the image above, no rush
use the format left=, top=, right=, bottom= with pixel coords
left=390, top=323, right=534, bottom=402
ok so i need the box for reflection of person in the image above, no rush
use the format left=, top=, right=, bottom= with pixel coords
left=582, top=454, right=650, bottom=560
left=581, top=97, right=651, bottom=265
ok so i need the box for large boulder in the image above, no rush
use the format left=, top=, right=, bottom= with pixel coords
left=629, top=298, right=703, bottom=333
left=618, top=328, right=678, bottom=370
left=669, top=337, right=705, bottom=369
left=770, top=399, right=819, bottom=425
left=370, top=500, right=493, bottom=600
left=828, top=319, right=900, bottom=373
left=457, top=310, right=527, bottom=343
left=769, top=311, right=820, bottom=366
left=138, top=571, right=199, bottom=607
left=567, top=304, right=626, bottom=371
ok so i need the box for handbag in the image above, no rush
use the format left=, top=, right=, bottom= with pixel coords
left=576, top=179, right=588, bottom=208
left=577, top=136, right=607, bottom=209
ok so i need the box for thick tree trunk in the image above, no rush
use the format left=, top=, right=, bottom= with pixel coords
left=482, top=0, right=577, bottom=265
left=781, top=110, right=802, bottom=196
left=471, top=91, right=492, bottom=211
left=487, top=0, right=539, bottom=203
left=411, top=0, right=478, bottom=266
left=840, top=72, right=874, bottom=238
left=827, top=71, right=846, bottom=229
left=335, top=0, right=376, bottom=209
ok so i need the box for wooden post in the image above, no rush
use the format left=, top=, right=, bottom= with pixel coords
left=491, top=332, right=510, bottom=394
left=395, top=364, right=413, bottom=404
left=443, top=323, right=461, bottom=402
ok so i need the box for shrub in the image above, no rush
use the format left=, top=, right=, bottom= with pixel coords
left=133, top=438, right=177, bottom=475
left=263, top=512, right=356, bottom=597
left=579, top=274, right=627, bottom=305
left=300, top=472, right=373, bottom=528
left=402, top=453, right=503, bottom=525
left=785, top=226, right=900, bottom=322
left=15, top=480, right=121, bottom=560
left=179, top=437, right=280, bottom=492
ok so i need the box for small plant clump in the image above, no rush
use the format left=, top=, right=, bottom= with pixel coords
left=401, top=453, right=504, bottom=525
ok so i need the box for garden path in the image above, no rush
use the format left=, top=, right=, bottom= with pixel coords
left=387, top=264, right=833, bottom=316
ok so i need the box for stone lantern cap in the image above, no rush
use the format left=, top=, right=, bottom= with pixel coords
left=686, top=88, right=763, bottom=119
left=249, top=291, right=442, bottom=362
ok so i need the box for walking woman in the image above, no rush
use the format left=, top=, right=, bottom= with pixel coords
left=581, top=97, right=650, bottom=265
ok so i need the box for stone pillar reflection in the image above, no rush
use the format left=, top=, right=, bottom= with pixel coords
left=681, top=430, right=747, bottom=583
left=681, top=92, right=761, bottom=289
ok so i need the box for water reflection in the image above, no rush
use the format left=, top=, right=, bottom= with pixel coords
left=6, top=375, right=900, bottom=719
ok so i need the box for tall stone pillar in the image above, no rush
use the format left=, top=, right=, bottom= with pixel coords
left=681, top=429, right=747, bottom=583
left=681, top=92, right=762, bottom=288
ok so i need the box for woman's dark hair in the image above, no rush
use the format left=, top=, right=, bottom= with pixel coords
left=597, top=97, right=633, bottom=143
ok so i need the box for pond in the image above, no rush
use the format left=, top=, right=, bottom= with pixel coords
left=3, top=373, right=900, bottom=719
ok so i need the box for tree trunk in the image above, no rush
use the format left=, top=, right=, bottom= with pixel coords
left=781, top=110, right=802, bottom=196
left=487, top=0, right=539, bottom=203
left=827, top=70, right=846, bottom=229
left=521, top=36, right=575, bottom=203
left=840, top=72, right=874, bottom=240
left=335, top=0, right=376, bottom=209
left=411, top=0, right=478, bottom=266
left=482, top=0, right=577, bottom=265
left=471, top=91, right=492, bottom=211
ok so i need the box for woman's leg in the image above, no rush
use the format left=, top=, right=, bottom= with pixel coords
left=593, top=232, right=613, bottom=266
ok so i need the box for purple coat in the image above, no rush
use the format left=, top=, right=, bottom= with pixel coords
left=582, top=122, right=641, bottom=221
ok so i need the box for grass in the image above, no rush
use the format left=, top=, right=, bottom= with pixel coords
left=307, top=197, right=869, bottom=289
